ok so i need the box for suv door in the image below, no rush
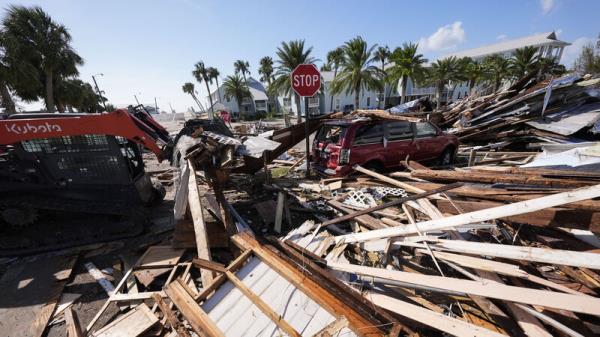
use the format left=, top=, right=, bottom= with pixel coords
left=351, top=122, right=385, bottom=168
left=383, top=121, right=414, bottom=168
left=412, top=121, right=441, bottom=161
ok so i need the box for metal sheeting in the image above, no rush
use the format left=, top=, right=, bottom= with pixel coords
left=526, top=102, right=600, bottom=136
left=202, top=255, right=356, bottom=337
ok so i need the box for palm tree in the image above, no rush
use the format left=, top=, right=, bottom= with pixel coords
left=192, top=61, right=214, bottom=117
left=272, top=40, right=317, bottom=123
left=259, top=56, right=279, bottom=114
left=222, top=74, right=250, bottom=120
left=326, top=47, right=344, bottom=111
left=427, top=56, right=461, bottom=110
left=387, top=42, right=428, bottom=105
left=207, top=67, right=221, bottom=103
left=462, top=58, right=486, bottom=95
left=372, top=45, right=390, bottom=108
left=510, top=46, right=540, bottom=79
left=182, top=82, right=203, bottom=111
left=320, top=64, right=332, bottom=71
left=484, top=55, right=511, bottom=92
left=330, top=36, right=382, bottom=112
left=234, top=60, right=253, bottom=111
left=3, top=5, right=83, bottom=112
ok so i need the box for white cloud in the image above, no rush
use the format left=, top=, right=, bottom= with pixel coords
left=540, top=0, right=555, bottom=14
left=496, top=34, right=507, bottom=41
left=419, top=21, right=465, bottom=52
left=561, top=37, right=593, bottom=67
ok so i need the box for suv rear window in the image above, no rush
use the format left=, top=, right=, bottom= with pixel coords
left=387, top=121, right=413, bottom=141
left=354, top=123, right=384, bottom=145
left=415, top=122, right=437, bottom=138
left=316, top=125, right=347, bottom=145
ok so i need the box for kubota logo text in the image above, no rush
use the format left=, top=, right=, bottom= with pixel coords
left=4, top=122, right=62, bottom=134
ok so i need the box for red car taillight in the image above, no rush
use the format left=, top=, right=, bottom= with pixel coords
left=339, top=149, right=350, bottom=164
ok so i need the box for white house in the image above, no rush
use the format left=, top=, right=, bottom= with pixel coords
left=208, top=77, right=270, bottom=117
left=399, top=31, right=571, bottom=104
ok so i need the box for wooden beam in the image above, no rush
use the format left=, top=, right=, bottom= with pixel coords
left=410, top=169, right=592, bottom=188
left=165, top=279, right=225, bottom=337
left=274, top=192, right=285, bottom=233
left=187, top=160, right=214, bottom=287
left=194, top=249, right=253, bottom=302
left=336, top=184, right=600, bottom=244
left=328, top=262, right=600, bottom=315
left=64, top=307, right=83, bottom=337
left=173, top=163, right=190, bottom=220
left=192, top=258, right=227, bottom=274
left=311, top=316, right=349, bottom=337
left=399, top=238, right=600, bottom=270
left=224, top=270, right=302, bottom=337
left=232, top=232, right=386, bottom=337
left=364, top=292, right=506, bottom=337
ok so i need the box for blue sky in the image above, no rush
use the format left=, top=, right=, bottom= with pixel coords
left=1, top=0, right=599, bottom=112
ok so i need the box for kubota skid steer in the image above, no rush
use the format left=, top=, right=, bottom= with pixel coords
left=0, top=107, right=173, bottom=255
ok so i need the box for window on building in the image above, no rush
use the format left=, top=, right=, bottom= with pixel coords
left=308, top=96, right=319, bottom=107
left=283, top=97, right=291, bottom=107
left=415, top=122, right=438, bottom=138
left=242, top=97, right=252, bottom=105
left=366, top=97, right=371, bottom=107
left=387, top=121, right=413, bottom=141
left=353, top=123, right=384, bottom=145
left=335, top=99, right=341, bottom=110
left=226, top=97, right=231, bottom=102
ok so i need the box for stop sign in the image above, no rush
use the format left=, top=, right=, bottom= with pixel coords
left=291, top=64, right=321, bottom=97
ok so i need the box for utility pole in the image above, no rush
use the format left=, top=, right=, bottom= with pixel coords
left=169, top=102, right=175, bottom=113
left=92, top=73, right=108, bottom=111
left=154, top=97, right=159, bottom=114
left=134, top=93, right=141, bottom=105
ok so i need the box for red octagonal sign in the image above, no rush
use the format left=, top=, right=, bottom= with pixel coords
left=291, top=64, right=321, bottom=97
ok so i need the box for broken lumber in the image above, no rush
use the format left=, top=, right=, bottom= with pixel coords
left=328, top=262, right=600, bottom=315
left=335, top=184, right=600, bottom=244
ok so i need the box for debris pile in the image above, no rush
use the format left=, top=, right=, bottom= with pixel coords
left=2, top=110, right=600, bottom=337
left=442, top=74, right=600, bottom=150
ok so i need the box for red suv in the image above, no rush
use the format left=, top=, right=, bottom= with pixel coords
left=312, top=119, right=459, bottom=176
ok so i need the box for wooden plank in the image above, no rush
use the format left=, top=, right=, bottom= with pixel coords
left=134, top=246, right=185, bottom=287
left=365, top=292, right=506, bottom=337
left=64, top=307, right=84, bottom=337
left=436, top=199, right=600, bottom=232
left=336, top=184, right=600, bottom=244
left=328, top=262, right=600, bottom=315
left=232, top=232, right=386, bottom=337
left=0, top=255, right=77, bottom=337
left=402, top=238, right=600, bottom=270
left=165, top=279, right=225, bottom=337
left=224, top=270, right=302, bottom=337
left=173, top=163, right=190, bottom=220
left=187, top=159, right=214, bottom=287
left=91, top=303, right=158, bottom=337
left=152, top=293, right=192, bottom=337
left=192, top=258, right=227, bottom=273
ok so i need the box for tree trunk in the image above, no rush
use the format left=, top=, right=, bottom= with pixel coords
left=436, top=83, right=443, bottom=110
left=294, top=93, right=302, bottom=124
left=355, top=91, right=360, bottom=112
left=204, top=80, right=214, bottom=119
left=237, top=102, right=243, bottom=120
left=378, top=62, right=385, bottom=109
left=0, top=79, right=16, bottom=115
left=191, top=94, right=203, bottom=112
left=67, top=105, right=74, bottom=113
left=330, top=68, right=338, bottom=112
left=242, top=73, right=255, bottom=114
left=400, top=76, right=408, bottom=104
left=45, top=69, right=54, bottom=112
left=57, top=99, right=65, bottom=113
left=468, top=80, right=475, bottom=95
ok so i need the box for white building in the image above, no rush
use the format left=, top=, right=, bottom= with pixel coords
left=208, top=77, right=270, bottom=117
left=399, top=31, right=571, bottom=104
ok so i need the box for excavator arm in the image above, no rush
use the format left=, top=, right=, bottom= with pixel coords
left=0, top=109, right=168, bottom=161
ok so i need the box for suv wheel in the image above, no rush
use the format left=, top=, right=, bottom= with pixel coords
left=439, top=148, right=455, bottom=166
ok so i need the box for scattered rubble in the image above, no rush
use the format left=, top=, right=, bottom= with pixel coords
left=2, top=92, right=600, bottom=337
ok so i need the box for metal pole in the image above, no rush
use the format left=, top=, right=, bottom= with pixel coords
left=134, top=94, right=140, bottom=105
left=154, top=97, right=159, bottom=114
left=92, top=74, right=108, bottom=111
left=304, top=96, right=310, bottom=178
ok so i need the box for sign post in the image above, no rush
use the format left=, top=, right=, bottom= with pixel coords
left=291, top=64, right=321, bottom=178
